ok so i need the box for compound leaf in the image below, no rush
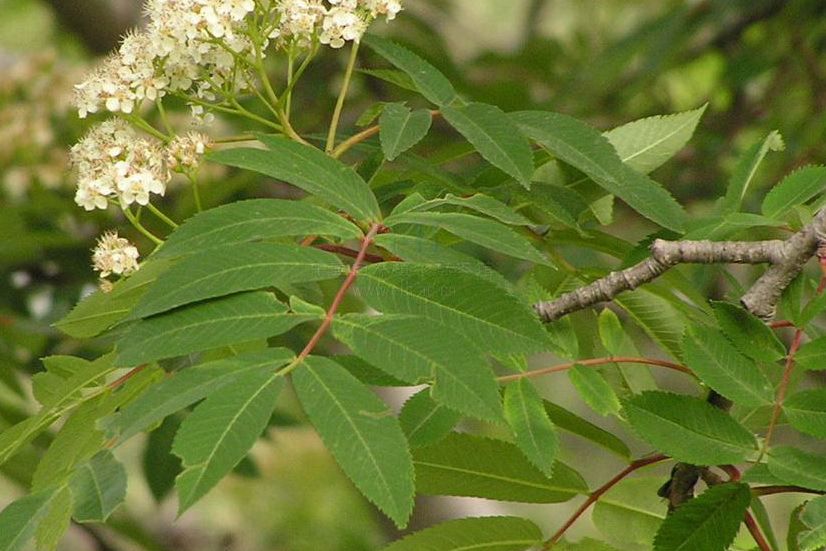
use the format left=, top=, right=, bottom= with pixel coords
left=292, top=356, right=414, bottom=528
left=380, top=103, right=432, bottom=160
left=116, top=292, right=313, bottom=366
left=210, top=139, right=381, bottom=222
left=362, top=35, right=457, bottom=106
left=413, top=432, right=587, bottom=503
left=604, top=105, right=707, bottom=174
left=623, top=391, right=756, bottom=465
left=442, top=103, right=534, bottom=189
left=653, top=483, right=751, bottom=551
left=154, top=199, right=362, bottom=259
left=512, top=110, right=686, bottom=231
left=173, top=368, right=284, bottom=513
left=504, top=379, right=559, bottom=476
left=358, top=263, right=551, bottom=355
left=133, top=243, right=343, bottom=318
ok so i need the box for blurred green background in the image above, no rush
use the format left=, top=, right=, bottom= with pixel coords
left=1, top=0, right=824, bottom=549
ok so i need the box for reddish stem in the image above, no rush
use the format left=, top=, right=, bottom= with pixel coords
left=752, top=485, right=825, bottom=496
left=498, top=357, right=692, bottom=383
left=108, top=364, right=148, bottom=390
left=315, top=243, right=384, bottom=263
left=764, top=325, right=805, bottom=451
left=542, top=454, right=669, bottom=549
left=295, top=224, right=380, bottom=363
left=744, top=511, right=772, bottom=551
left=769, top=320, right=794, bottom=329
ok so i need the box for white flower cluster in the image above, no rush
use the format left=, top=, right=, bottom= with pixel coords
left=74, top=0, right=257, bottom=120
left=166, top=131, right=211, bottom=171
left=70, top=119, right=169, bottom=211
left=273, top=0, right=402, bottom=48
left=73, top=0, right=403, bottom=119
left=92, top=231, right=140, bottom=279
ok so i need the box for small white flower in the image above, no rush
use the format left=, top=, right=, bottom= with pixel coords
left=91, top=231, right=140, bottom=278
left=70, top=119, right=169, bottom=210
left=166, top=131, right=211, bottom=171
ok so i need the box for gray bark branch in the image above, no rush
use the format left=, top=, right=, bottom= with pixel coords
left=534, top=211, right=826, bottom=323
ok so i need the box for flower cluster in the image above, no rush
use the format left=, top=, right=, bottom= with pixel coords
left=273, top=0, right=402, bottom=48
left=1, top=52, right=82, bottom=200
left=73, top=0, right=403, bottom=119
left=74, top=0, right=258, bottom=120
left=166, top=131, right=211, bottom=172
left=70, top=119, right=169, bottom=210
left=91, top=231, right=141, bottom=279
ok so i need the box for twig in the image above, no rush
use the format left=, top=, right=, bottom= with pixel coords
left=497, top=356, right=692, bottom=383
left=314, top=243, right=385, bottom=264
left=279, top=224, right=382, bottom=376
left=535, top=210, right=826, bottom=322
left=752, top=485, right=826, bottom=497
left=542, top=454, right=669, bottom=549
left=744, top=511, right=773, bottom=551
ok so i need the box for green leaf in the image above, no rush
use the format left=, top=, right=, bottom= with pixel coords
left=292, top=356, right=414, bottom=528
left=623, top=391, right=756, bottom=465
left=568, top=365, right=621, bottom=416
left=381, top=516, right=543, bottom=551
left=35, top=486, right=72, bottom=551
left=604, top=105, right=707, bottom=174
left=116, top=292, right=312, bottom=366
left=334, top=314, right=503, bottom=422
left=681, top=323, right=774, bottom=407
left=762, top=166, right=826, bottom=219
left=711, top=301, right=786, bottom=362
left=362, top=35, right=457, bottom=106
left=334, top=355, right=409, bottom=387
left=154, top=199, right=362, bottom=260
left=143, top=415, right=182, bottom=502
left=597, top=308, right=657, bottom=393
left=70, top=450, right=127, bottom=522
left=722, top=130, right=785, bottom=215
left=0, top=491, right=55, bottom=551
left=173, top=368, right=284, bottom=513
left=399, top=390, right=461, bottom=448
left=372, top=234, right=513, bottom=290
left=789, top=504, right=808, bottom=551
left=768, top=446, right=826, bottom=491
left=386, top=211, right=549, bottom=265
left=358, top=263, right=551, bottom=355
left=504, top=379, right=559, bottom=476
left=512, top=111, right=686, bottom=232
left=413, top=432, right=587, bottom=503
left=442, top=103, right=534, bottom=189
left=410, top=193, right=533, bottom=226
left=210, top=139, right=381, bottom=222
left=798, top=495, right=826, bottom=551
left=379, top=103, right=432, bottom=161
left=785, top=389, right=826, bottom=438
left=54, top=259, right=173, bottom=338
left=592, top=477, right=666, bottom=546
left=543, top=400, right=631, bottom=459
left=33, top=355, right=112, bottom=408
left=104, top=349, right=294, bottom=442
left=653, top=483, right=751, bottom=551
left=615, top=288, right=684, bottom=359
left=796, top=336, right=826, bottom=371
left=132, top=243, right=343, bottom=318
